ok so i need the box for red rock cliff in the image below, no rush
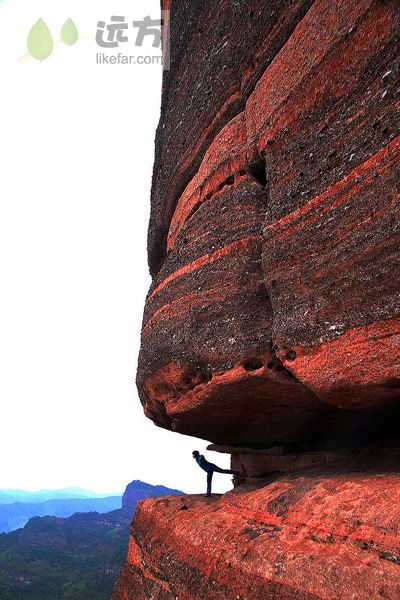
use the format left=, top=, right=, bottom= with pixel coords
left=114, top=0, right=400, bottom=598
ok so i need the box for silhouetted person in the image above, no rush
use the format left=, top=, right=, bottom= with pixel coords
left=192, top=450, right=239, bottom=497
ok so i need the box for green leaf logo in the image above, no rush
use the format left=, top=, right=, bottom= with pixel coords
left=60, top=18, right=78, bottom=46
left=27, top=18, right=54, bottom=61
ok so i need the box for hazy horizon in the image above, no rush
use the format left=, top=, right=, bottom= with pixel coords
left=0, top=480, right=184, bottom=495
left=0, top=485, right=123, bottom=495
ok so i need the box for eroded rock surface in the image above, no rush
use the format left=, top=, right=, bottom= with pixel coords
left=114, top=451, right=400, bottom=600
left=115, top=0, right=400, bottom=597
left=138, top=0, right=400, bottom=446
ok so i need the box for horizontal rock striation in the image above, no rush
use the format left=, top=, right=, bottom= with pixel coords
left=149, top=0, right=315, bottom=276
left=115, top=0, right=400, bottom=597
left=138, top=0, right=400, bottom=447
left=113, top=449, right=400, bottom=599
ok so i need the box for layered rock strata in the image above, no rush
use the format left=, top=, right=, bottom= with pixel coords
left=138, top=0, right=400, bottom=446
left=114, top=447, right=400, bottom=600
left=114, top=0, right=400, bottom=597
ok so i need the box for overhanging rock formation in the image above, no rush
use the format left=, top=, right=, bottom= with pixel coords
left=138, top=0, right=400, bottom=445
left=114, top=0, right=400, bottom=597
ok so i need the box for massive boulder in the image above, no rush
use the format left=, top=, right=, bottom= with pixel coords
left=114, top=0, right=400, bottom=597
left=138, top=0, right=400, bottom=447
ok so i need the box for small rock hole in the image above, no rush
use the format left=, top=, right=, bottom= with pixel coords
left=198, top=370, right=212, bottom=384
left=243, top=359, right=264, bottom=371
left=188, top=201, right=202, bottom=221
left=249, top=155, right=267, bottom=187
left=285, top=350, right=297, bottom=362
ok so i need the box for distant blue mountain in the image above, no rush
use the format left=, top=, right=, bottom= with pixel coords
left=0, top=479, right=184, bottom=600
left=121, top=480, right=183, bottom=516
left=0, top=481, right=184, bottom=533
left=0, top=487, right=120, bottom=505
left=0, top=496, right=122, bottom=532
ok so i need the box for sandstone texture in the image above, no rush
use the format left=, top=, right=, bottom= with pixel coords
left=114, top=450, right=400, bottom=600
left=138, top=0, right=400, bottom=446
left=115, top=0, right=400, bottom=597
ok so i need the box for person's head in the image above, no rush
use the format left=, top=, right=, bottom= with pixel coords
left=192, top=450, right=200, bottom=459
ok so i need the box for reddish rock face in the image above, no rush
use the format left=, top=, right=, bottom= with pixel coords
left=113, top=454, right=400, bottom=600
left=149, top=0, right=316, bottom=275
left=137, top=0, right=400, bottom=447
left=115, top=0, right=400, bottom=597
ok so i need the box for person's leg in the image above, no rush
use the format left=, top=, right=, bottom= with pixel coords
left=213, top=465, right=239, bottom=475
left=206, top=471, right=213, bottom=496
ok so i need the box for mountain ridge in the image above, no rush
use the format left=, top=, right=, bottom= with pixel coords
left=0, top=487, right=121, bottom=505
left=0, top=496, right=123, bottom=533
left=0, top=479, right=183, bottom=600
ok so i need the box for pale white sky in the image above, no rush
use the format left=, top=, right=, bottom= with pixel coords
left=0, top=0, right=230, bottom=495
